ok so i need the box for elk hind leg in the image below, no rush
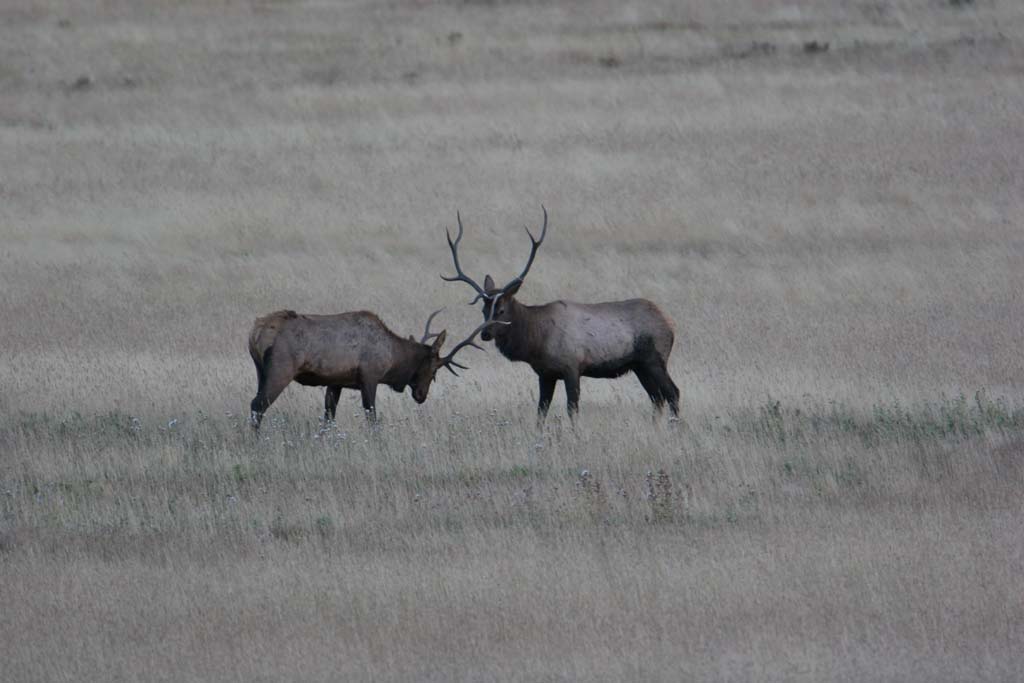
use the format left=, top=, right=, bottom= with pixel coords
left=634, top=366, right=667, bottom=414
left=359, top=383, right=378, bottom=423
left=250, top=367, right=268, bottom=429
left=250, top=347, right=292, bottom=429
left=649, top=362, right=680, bottom=418
left=324, top=385, right=342, bottom=421
left=563, top=372, right=581, bottom=420
left=537, top=375, right=557, bottom=422
left=249, top=356, right=267, bottom=427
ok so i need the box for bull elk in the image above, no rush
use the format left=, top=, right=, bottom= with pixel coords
left=441, top=207, right=680, bottom=420
left=247, top=308, right=496, bottom=429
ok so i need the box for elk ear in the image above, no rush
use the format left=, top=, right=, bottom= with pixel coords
left=483, top=274, right=495, bottom=291
left=431, top=330, right=447, bottom=354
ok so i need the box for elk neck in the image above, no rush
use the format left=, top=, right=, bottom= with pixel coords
left=381, top=336, right=430, bottom=390
left=493, top=299, right=538, bottom=364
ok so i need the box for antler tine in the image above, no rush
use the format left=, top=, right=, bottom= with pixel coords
left=443, top=361, right=470, bottom=377
left=442, top=357, right=470, bottom=377
left=440, top=211, right=490, bottom=302
left=441, top=315, right=510, bottom=370
left=420, top=308, right=445, bottom=344
left=501, top=204, right=548, bottom=294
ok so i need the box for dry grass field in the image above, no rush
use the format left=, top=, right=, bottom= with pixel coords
left=2, top=0, right=1024, bottom=680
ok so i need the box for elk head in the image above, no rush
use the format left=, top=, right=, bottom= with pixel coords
left=408, top=308, right=505, bottom=403
left=440, top=206, right=547, bottom=341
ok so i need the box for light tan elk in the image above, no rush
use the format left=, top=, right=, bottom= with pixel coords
left=441, top=207, right=680, bottom=420
left=247, top=309, right=495, bottom=429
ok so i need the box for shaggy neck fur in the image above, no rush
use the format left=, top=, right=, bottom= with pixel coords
left=383, top=339, right=430, bottom=390
left=493, top=299, right=539, bottom=364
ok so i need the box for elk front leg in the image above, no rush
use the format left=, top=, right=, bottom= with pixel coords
left=537, top=374, right=557, bottom=421
left=324, top=385, right=342, bottom=421
left=359, top=383, right=378, bottom=422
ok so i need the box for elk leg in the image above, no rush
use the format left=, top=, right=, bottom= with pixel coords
left=250, top=362, right=292, bottom=429
left=250, top=369, right=266, bottom=430
left=359, top=383, right=378, bottom=422
left=537, top=375, right=557, bottom=420
left=324, top=385, right=342, bottom=421
left=563, top=372, right=581, bottom=420
left=634, top=367, right=666, bottom=413
left=649, top=363, right=680, bottom=418
left=250, top=394, right=266, bottom=429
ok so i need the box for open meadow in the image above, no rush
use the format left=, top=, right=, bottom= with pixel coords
left=2, top=0, right=1024, bottom=680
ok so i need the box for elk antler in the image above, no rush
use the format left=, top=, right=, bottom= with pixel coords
left=420, top=308, right=445, bottom=343
left=440, top=303, right=510, bottom=377
left=440, top=211, right=490, bottom=305
left=499, top=205, right=548, bottom=296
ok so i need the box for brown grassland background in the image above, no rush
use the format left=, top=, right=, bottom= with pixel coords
left=2, top=0, right=1024, bottom=680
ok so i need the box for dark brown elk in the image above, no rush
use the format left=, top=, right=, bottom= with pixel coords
left=441, top=208, right=680, bottom=420
left=247, top=308, right=494, bottom=429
